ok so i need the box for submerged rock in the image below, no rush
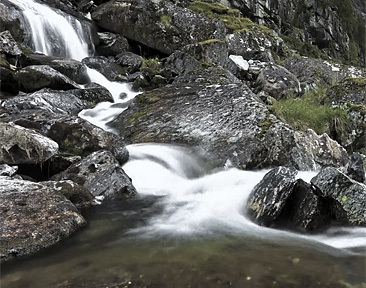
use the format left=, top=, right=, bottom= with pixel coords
left=0, top=122, right=58, bottom=165
left=52, top=150, right=137, bottom=199
left=311, top=167, right=366, bottom=226
left=246, top=166, right=297, bottom=225
left=0, top=177, right=86, bottom=263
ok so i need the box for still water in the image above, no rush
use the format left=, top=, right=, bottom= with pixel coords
left=2, top=144, right=365, bottom=288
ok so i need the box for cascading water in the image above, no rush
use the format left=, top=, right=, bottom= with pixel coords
left=2, top=1, right=365, bottom=287
left=8, top=0, right=140, bottom=130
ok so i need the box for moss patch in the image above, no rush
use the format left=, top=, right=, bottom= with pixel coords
left=188, top=1, right=271, bottom=34
left=160, top=14, right=172, bottom=26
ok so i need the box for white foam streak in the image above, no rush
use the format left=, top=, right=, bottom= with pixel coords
left=124, top=143, right=366, bottom=252
left=9, top=0, right=90, bottom=61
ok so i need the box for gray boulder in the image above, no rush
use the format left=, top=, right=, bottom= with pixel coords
left=0, top=164, right=18, bottom=177
left=246, top=166, right=297, bottom=225
left=0, top=30, right=22, bottom=56
left=344, top=152, right=365, bottom=184
left=0, top=122, right=58, bottom=165
left=253, top=63, right=302, bottom=99
left=311, top=167, right=366, bottom=226
left=19, top=53, right=90, bottom=84
left=0, top=66, right=19, bottom=95
left=2, top=87, right=113, bottom=116
left=278, top=179, right=330, bottom=232
left=91, top=0, right=226, bottom=55
left=82, top=56, right=127, bottom=81
left=15, top=65, right=80, bottom=93
left=96, top=32, right=130, bottom=56
left=52, top=150, right=137, bottom=199
left=110, top=69, right=348, bottom=170
left=1, top=111, right=129, bottom=164
left=115, top=52, right=143, bottom=74
left=0, top=177, right=85, bottom=263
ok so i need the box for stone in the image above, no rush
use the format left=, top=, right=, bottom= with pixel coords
left=0, top=164, right=18, bottom=177
left=311, top=167, right=366, bottom=226
left=91, top=0, right=226, bottom=55
left=0, top=122, right=58, bottom=165
left=82, top=56, right=127, bottom=81
left=344, top=152, right=365, bottom=184
left=1, top=111, right=129, bottom=164
left=0, top=177, right=85, bottom=263
left=15, top=65, right=80, bottom=93
left=246, top=166, right=298, bottom=225
left=52, top=150, right=137, bottom=199
left=0, top=66, right=19, bottom=95
left=96, top=32, right=130, bottom=56
left=278, top=179, right=330, bottom=232
left=0, top=30, right=22, bottom=56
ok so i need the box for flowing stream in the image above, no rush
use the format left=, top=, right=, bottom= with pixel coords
left=2, top=1, right=366, bottom=287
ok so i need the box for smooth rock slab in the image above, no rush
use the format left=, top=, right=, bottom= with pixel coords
left=0, top=122, right=58, bottom=165
left=311, top=167, right=366, bottom=226
left=0, top=177, right=86, bottom=263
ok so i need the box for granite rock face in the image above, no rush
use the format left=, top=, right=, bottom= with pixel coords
left=0, top=177, right=86, bottom=263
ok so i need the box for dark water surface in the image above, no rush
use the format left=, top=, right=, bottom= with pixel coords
left=1, top=197, right=365, bottom=288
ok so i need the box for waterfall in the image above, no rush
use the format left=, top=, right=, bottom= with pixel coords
left=8, top=0, right=91, bottom=61
left=8, top=0, right=140, bottom=130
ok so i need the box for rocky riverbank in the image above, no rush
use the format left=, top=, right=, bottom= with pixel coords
left=0, top=0, right=365, bottom=262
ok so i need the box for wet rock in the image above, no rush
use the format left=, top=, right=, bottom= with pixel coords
left=111, top=71, right=348, bottom=170
left=226, top=28, right=289, bottom=62
left=0, top=66, right=19, bottom=95
left=91, top=0, right=226, bottom=55
left=96, top=32, right=130, bottom=56
left=246, top=167, right=298, bottom=225
left=0, top=122, right=58, bottom=165
left=82, top=56, right=127, bottom=81
left=0, top=1, right=23, bottom=43
left=0, top=177, right=86, bottom=263
left=115, top=52, right=143, bottom=74
left=19, top=53, right=90, bottom=84
left=1, top=111, right=129, bottom=164
left=278, top=179, right=330, bottom=232
left=0, top=30, right=22, bottom=56
left=52, top=150, right=137, bottom=199
left=344, top=152, right=365, bottom=184
left=0, top=164, right=18, bottom=177
left=283, top=57, right=364, bottom=89
left=2, top=87, right=113, bottom=116
left=253, top=63, right=302, bottom=99
left=311, top=167, right=366, bottom=226
left=42, top=180, right=94, bottom=208
left=166, top=39, right=235, bottom=76
left=15, top=65, right=80, bottom=93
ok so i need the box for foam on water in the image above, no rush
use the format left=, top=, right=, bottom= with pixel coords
left=124, top=143, right=366, bottom=251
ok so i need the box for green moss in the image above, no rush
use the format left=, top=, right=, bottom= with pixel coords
left=0, top=53, right=10, bottom=69
left=160, top=14, right=172, bottom=26
left=257, top=113, right=273, bottom=140
left=128, top=108, right=151, bottom=123
left=140, top=57, right=161, bottom=74
left=188, top=0, right=271, bottom=34
left=270, top=87, right=350, bottom=136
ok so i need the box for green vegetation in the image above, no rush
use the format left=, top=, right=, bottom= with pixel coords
left=270, top=87, right=350, bottom=136
left=188, top=1, right=271, bottom=34
left=160, top=14, right=172, bottom=26
left=327, top=77, right=366, bottom=100
left=140, top=57, right=161, bottom=74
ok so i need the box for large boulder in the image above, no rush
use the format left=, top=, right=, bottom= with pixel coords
left=15, top=65, right=80, bottom=93
left=82, top=56, right=127, bottom=81
left=0, top=122, right=58, bottom=165
left=0, top=177, right=86, bottom=263
left=52, top=150, right=137, bottom=199
left=311, top=167, right=366, bottom=226
left=0, top=1, right=23, bottom=43
left=96, top=32, right=130, bottom=57
left=1, top=111, right=129, bottom=164
left=0, top=30, right=22, bottom=56
left=19, top=53, right=90, bottom=84
left=344, top=152, right=366, bottom=184
left=0, top=66, right=19, bottom=95
left=2, top=87, right=113, bottom=116
left=91, top=0, right=226, bottom=55
left=110, top=68, right=348, bottom=170
left=246, top=166, right=297, bottom=225
left=253, top=63, right=302, bottom=99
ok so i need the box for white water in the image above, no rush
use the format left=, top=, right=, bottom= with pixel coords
left=9, top=0, right=139, bottom=130
left=123, top=143, right=366, bottom=251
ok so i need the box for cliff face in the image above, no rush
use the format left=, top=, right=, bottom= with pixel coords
left=222, top=0, right=366, bottom=66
